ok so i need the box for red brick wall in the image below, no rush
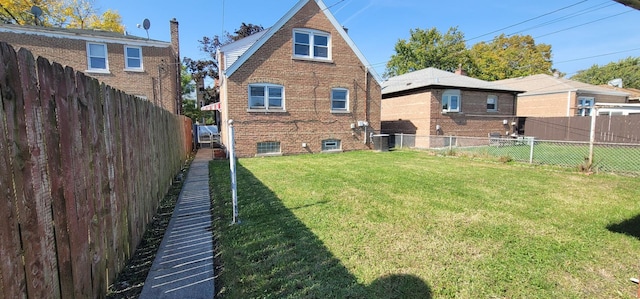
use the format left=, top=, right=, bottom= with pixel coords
left=0, top=30, right=179, bottom=113
left=223, top=1, right=381, bottom=157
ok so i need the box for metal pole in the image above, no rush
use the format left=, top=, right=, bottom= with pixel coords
left=588, top=107, right=597, bottom=166
left=228, top=119, right=238, bottom=224
left=529, top=137, right=535, bottom=164
left=400, top=133, right=403, bottom=149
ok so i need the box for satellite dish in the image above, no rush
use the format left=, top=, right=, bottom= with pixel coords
left=31, top=5, right=42, bottom=25
left=142, top=18, right=150, bottom=39
left=31, top=6, right=42, bottom=18
left=608, top=78, right=623, bottom=88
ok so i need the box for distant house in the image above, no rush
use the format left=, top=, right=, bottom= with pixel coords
left=381, top=67, right=522, bottom=148
left=494, top=74, right=629, bottom=117
left=0, top=20, right=182, bottom=114
left=216, top=0, right=382, bottom=157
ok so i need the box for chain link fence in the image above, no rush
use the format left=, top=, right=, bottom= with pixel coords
left=389, top=133, right=640, bottom=176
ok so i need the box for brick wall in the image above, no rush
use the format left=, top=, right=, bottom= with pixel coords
left=517, top=91, right=628, bottom=117
left=382, top=88, right=518, bottom=147
left=0, top=29, right=179, bottom=113
left=517, top=92, right=571, bottom=117
left=222, top=1, right=381, bottom=157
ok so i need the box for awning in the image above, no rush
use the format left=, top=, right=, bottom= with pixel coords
left=201, top=102, right=221, bottom=111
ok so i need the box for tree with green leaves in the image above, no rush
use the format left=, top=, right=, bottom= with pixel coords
left=385, top=26, right=468, bottom=77
left=570, top=57, right=640, bottom=89
left=467, top=34, right=552, bottom=81
left=0, top=0, right=124, bottom=32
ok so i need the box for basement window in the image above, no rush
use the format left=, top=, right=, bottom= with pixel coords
left=257, top=141, right=281, bottom=155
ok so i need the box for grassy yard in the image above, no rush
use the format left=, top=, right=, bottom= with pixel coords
left=209, top=150, right=640, bottom=298
left=452, top=142, right=640, bottom=175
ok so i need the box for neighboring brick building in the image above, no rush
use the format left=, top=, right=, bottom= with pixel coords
left=381, top=67, right=522, bottom=148
left=0, top=20, right=181, bottom=114
left=216, top=0, right=382, bottom=157
left=494, top=74, right=629, bottom=117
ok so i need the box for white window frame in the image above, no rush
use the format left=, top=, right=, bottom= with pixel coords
left=124, top=45, right=143, bottom=71
left=293, top=29, right=331, bottom=61
left=322, top=139, right=341, bottom=152
left=248, top=84, right=285, bottom=111
left=86, top=42, right=109, bottom=73
left=487, top=95, right=498, bottom=112
left=577, top=97, right=594, bottom=116
left=257, top=141, right=281, bottom=155
left=331, top=88, right=349, bottom=112
left=442, top=89, right=461, bottom=113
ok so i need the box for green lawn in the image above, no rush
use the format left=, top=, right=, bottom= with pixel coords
left=451, top=142, right=640, bottom=175
left=209, top=150, right=640, bottom=298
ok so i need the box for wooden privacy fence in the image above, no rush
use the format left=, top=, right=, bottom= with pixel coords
left=524, top=115, right=640, bottom=143
left=0, top=42, right=192, bottom=298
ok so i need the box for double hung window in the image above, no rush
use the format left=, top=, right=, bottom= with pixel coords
left=249, top=84, right=284, bottom=111
left=331, top=88, right=348, bottom=112
left=442, top=89, right=461, bottom=112
left=87, top=43, right=108, bottom=72
left=293, top=29, right=331, bottom=60
left=487, top=95, right=498, bottom=112
left=125, top=46, right=143, bottom=70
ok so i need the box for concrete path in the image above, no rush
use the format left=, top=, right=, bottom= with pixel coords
left=139, top=149, right=215, bottom=299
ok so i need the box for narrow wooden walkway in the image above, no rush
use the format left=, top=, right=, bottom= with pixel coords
left=139, top=149, right=214, bottom=299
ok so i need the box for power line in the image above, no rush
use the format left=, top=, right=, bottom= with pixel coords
left=464, top=0, right=588, bottom=42
left=535, top=9, right=633, bottom=39
left=555, top=47, right=640, bottom=64
left=506, top=1, right=615, bottom=37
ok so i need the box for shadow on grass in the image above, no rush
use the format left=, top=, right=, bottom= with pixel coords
left=607, top=214, right=640, bottom=241
left=209, top=160, right=432, bottom=298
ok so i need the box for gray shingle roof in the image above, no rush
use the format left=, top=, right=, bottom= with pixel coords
left=382, top=67, right=522, bottom=95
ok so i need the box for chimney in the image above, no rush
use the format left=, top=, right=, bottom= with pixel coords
left=455, top=64, right=466, bottom=76
left=170, top=18, right=180, bottom=60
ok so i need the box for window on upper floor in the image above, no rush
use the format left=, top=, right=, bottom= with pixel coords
left=331, top=88, right=348, bottom=112
left=87, top=42, right=109, bottom=72
left=125, top=46, right=143, bottom=71
left=293, top=29, right=331, bottom=60
left=577, top=97, right=594, bottom=116
left=442, top=89, right=461, bottom=113
left=487, top=95, right=498, bottom=112
left=248, top=84, right=285, bottom=111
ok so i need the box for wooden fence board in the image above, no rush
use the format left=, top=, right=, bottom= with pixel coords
left=74, top=72, right=98, bottom=297
left=17, top=47, right=60, bottom=298
left=524, top=115, right=640, bottom=142
left=0, top=40, right=28, bottom=299
left=38, top=57, right=75, bottom=299
left=0, top=41, right=192, bottom=298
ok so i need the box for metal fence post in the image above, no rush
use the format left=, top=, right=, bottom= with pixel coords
left=400, top=133, right=404, bottom=149
left=228, top=119, right=239, bottom=224
left=588, top=107, right=597, bottom=166
left=529, top=137, right=535, bottom=164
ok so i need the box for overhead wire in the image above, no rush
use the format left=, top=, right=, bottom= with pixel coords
left=464, top=0, right=588, bottom=43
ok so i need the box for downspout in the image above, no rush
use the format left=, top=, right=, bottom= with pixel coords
left=566, top=91, right=572, bottom=116
left=364, top=66, right=369, bottom=144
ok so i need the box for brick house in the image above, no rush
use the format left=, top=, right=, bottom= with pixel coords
left=494, top=74, right=629, bottom=117
left=381, top=67, right=522, bottom=148
left=0, top=20, right=182, bottom=114
left=216, top=0, right=382, bottom=157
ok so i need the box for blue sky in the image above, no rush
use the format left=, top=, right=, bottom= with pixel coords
left=98, top=0, right=639, bottom=79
